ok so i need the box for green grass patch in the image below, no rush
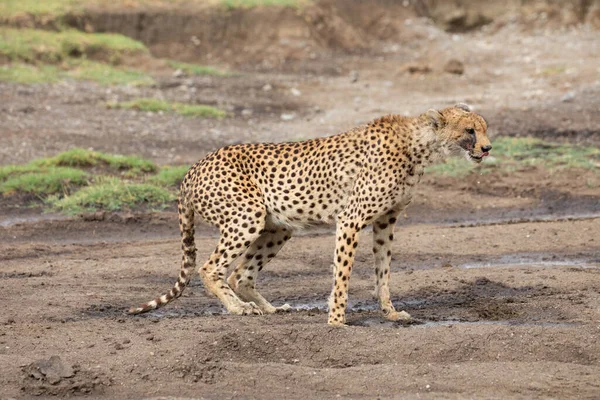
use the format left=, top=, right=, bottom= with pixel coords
left=148, top=165, right=189, bottom=187
left=0, top=0, right=81, bottom=20
left=0, top=167, right=88, bottom=196
left=0, top=27, right=148, bottom=64
left=1, top=0, right=308, bottom=22
left=48, top=177, right=175, bottom=214
left=32, top=148, right=157, bottom=175
left=67, top=61, right=154, bottom=86
left=0, top=61, right=154, bottom=86
left=0, top=63, right=61, bottom=84
left=168, top=60, right=228, bottom=76
left=0, top=149, right=183, bottom=213
left=427, top=137, right=600, bottom=177
left=110, top=98, right=227, bottom=118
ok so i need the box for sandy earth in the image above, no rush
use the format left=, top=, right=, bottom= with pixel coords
left=1, top=2, right=600, bottom=399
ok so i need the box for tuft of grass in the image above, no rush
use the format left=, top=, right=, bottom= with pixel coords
left=49, top=177, right=175, bottom=214
left=168, top=60, right=228, bottom=76
left=427, top=137, right=600, bottom=177
left=33, top=148, right=157, bottom=175
left=110, top=98, right=227, bottom=118
left=0, top=167, right=88, bottom=196
left=538, top=65, right=567, bottom=76
left=0, top=27, right=148, bottom=64
left=426, top=157, right=476, bottom=177
left=67, top=61, right=154, bottom=86
left=148, top=165, right=190, bottom=187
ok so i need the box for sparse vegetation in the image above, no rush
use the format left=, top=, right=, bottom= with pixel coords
left=538, top=65, right=567, bottom=76
left=0, top=61, right=154, bottom=86
left=109, top=98, right=227, bottom=118
left=220, top=0, right=308, bottom=9
left=168, top=60, right=228, bottom=76
left=427, top=137, right=600, bottom=177
left=68, top=61, right=154, bottom=85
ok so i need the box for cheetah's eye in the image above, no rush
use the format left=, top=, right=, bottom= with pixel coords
left=465, top=128, right=475, bottom=135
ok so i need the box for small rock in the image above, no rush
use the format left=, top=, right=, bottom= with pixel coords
left=18, top=106, right=35, bottom=114
left=115, top=343, right=124, bottom=350
left=25, top=356, right=74, bottom=385
left=262, top=83, right=272, bottom=92
left=405, top=63, right=432, bottom=74
left=280, top=113, right=296, bottom=121
left=80, top=211, right=106, bottom=222
left=290, top=88, right=302, bottom=96
left=349, top=70, right=359, bottom=83
left=560, top=91, right=575, bottom=102
left=241, top=109, right=253, bottom=117
left=441, top=262, right=454, bottom=268
left=172, top=69, right=185, bottom=78
left=444, top=59, right=465, bottom=75
left=146, top=335, right=154, bottom=341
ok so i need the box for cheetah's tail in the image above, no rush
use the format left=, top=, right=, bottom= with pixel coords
left=128, top=192, right=196, bottom=315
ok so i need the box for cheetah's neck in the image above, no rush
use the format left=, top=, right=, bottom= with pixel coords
left=407, top=115, right=451, bottom=168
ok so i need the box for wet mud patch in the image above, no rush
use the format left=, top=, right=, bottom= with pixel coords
left=397, top=277, right=561, bottom=323
left=0, top=270, right=53, bottom=279
left=81, top=300, right=226, bottom=321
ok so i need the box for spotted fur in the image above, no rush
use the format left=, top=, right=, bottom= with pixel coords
left=129, top=104, right=491, bottom=325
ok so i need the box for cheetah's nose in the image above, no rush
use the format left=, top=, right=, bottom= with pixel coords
left=481, top=145, right=492, bottom=153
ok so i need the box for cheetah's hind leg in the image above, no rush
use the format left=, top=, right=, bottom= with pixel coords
left=227, top=223, right=293, bottom=314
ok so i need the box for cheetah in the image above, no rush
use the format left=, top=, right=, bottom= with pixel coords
left=129, top=104, right=492, bottom=326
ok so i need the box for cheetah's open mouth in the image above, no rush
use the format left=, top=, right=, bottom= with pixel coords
left=468, top=151, right=489, bottom=163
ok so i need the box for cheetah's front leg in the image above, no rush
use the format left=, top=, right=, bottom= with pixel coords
left=328, top=221, right=361, bottom=326
left=372, top=212, right=411, bottom=321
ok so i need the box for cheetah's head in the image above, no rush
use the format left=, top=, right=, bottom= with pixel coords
left=427, top=103, right=491, bottom=164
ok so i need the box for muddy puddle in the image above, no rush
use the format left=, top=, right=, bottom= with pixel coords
left=351, top=317, right=580, bottom=329
left=461, top=255, right=600, bottom=270
left=0, top=213, right=69, bottom=228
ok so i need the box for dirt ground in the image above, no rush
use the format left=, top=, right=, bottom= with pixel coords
left=1, top=2, right=600, bottom=399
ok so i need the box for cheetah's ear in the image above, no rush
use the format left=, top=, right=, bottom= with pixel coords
left=426, top=109, right=444, bottom=130
left=455, top=103, right=471, bottom=112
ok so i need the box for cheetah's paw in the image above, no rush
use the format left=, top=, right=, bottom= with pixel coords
left=385, top=310, right=412, bottom=321
left=229, top=301, right=263, bottom=315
